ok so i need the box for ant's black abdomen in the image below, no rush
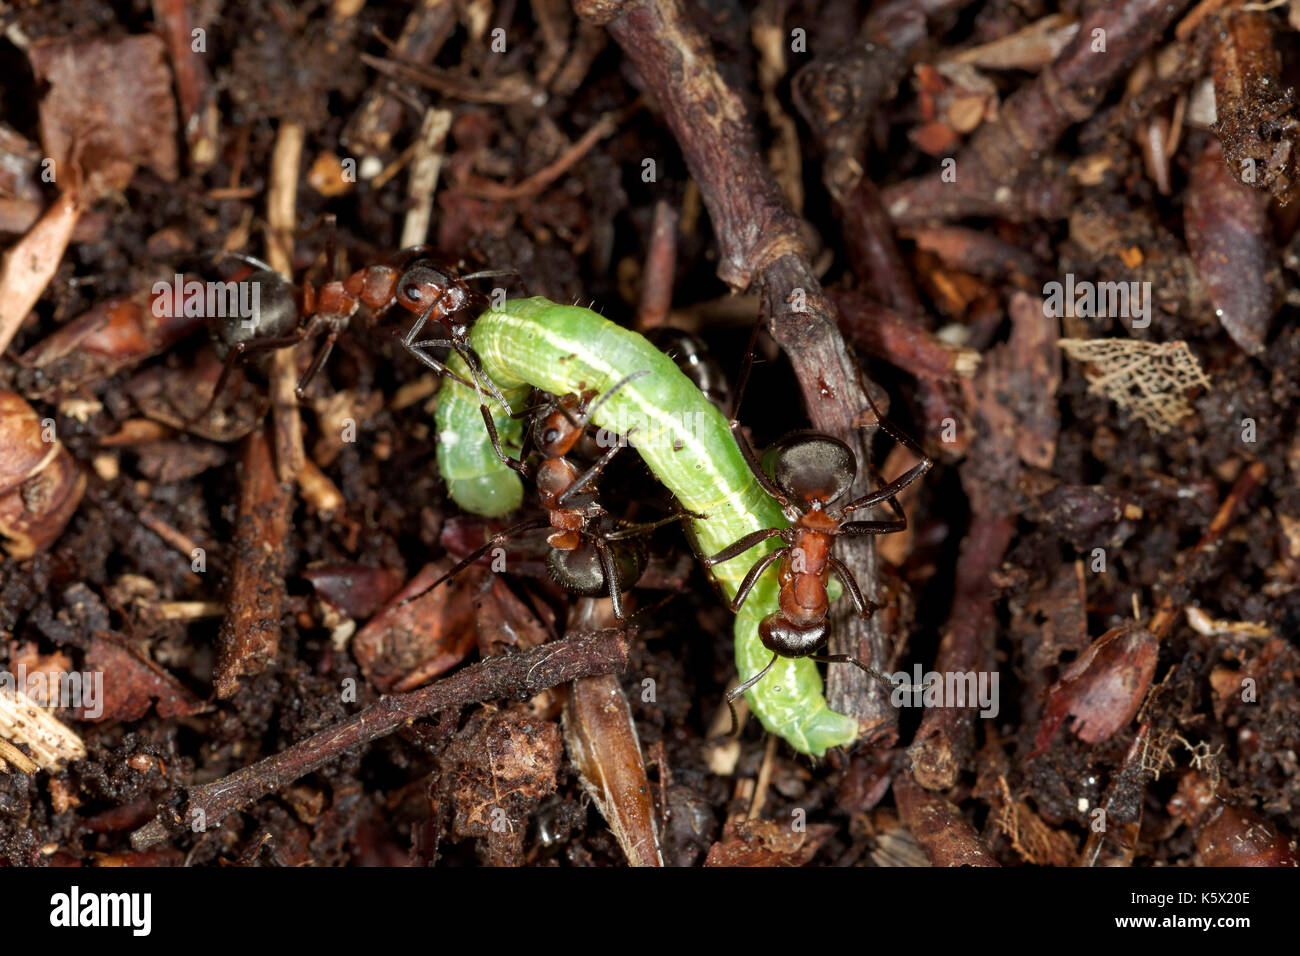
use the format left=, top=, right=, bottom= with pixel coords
left=762, top=432, right=857, bottom=506
left=210, top=270, right=299, bottom=359
left=647, top=327, right=731, bottom=411
left=547, top=538, right=646, bottom=597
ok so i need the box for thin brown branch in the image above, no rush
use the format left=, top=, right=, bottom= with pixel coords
left=132, top=628, right=631, bottom=850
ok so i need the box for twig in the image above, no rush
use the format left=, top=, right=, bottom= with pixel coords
left=894, top=771, right=999, bottom=866
left=882, top=0, right=1194, bottom=224
left=460, top=108, right=627, bottom=201
left=265, top=121, right=305, bottom=482
left=906, top=514, right=1013, bottom=789
left=343, top=0, right=458, bottom=162
left=400, top=107, right=453, bottom=248
left=831, top=287, right=980, bottom=380
left=131, top=628, right=631, bottom=849
left=561, top=599, right=661, bottom=866
left=1147, top=461, right=1267, bottom=640
left=0, top=190, right=81, bottom=355
left=635, top=199, right=679, bottom=330
left=579, top=0, right=899, bottom=740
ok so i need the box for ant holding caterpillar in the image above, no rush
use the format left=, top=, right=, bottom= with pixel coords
left=402, top=370, right=700, bottom=621
left=195, top=215, right=520, bottom=419
left=708, top=316, right=935, bottom=731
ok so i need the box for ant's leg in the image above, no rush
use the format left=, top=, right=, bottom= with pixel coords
left=839, top=391, right=934, bottom=518
left=810, top=654, right=896, bottom=690
left=295, top=326, right=343, bottom=398
left=726, top=289, right=792, bottom=506
left=210, top=250, right=277, bottom=273
left=478, top=404, right=529, bottom=476
left=509, top=395, right=553, bottom=420
left=725, top=546, right=788, bottom=613
left=287, top=212, right=338, bottom=281
left=195, top=326, right=312, bottom=420
left=395, top=517, right=550, bottom=608
left=401, top=287, right=455, bottom=348
left=579, top=370, right=651, bottom=429
left=836, top=459, right=930, bottom=517
left=725, top=653, right=778, bottom=737
left=459, top=268, right=530, bottom=298
left=702, top=527, right=786, bottom=567
left=453, top=341, right=514, bottom=415
left=604, top=510, right=705, bottom=541
left=730, top=286, right=768, bottom=422
left=731, top=419, right=789, bottom=507
left=393, top=332, right=477, bottom=391
left=555, top=437, right=627, bottom=508
left=812, top=654, right=931, bottom=693
left=593, top=537, right=627, bottom=621
left=827, top=556, right=881, bottom=619
left=837, top=518, right=908, bottom=536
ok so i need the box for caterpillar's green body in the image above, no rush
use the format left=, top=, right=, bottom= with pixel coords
left=434, top=297, right=859, bottom=755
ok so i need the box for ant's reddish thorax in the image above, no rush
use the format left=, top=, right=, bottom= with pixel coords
left=315, top=280, right=358, bottom=320
left=345, top=265, right=400, bottom=312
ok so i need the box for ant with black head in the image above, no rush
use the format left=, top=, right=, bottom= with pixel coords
left=708, top=306, right=935, bottom=732
left=197, top=217, right=520, bottom=419
left=400, top=371, right=699, bottom=620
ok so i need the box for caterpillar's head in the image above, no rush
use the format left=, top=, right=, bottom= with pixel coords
left=763, top=433, right=856, bottom=511
left=547, top=538, right=646, bottom=598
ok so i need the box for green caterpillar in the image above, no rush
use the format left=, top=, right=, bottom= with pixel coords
left=433, top=297, right=859, bottom=755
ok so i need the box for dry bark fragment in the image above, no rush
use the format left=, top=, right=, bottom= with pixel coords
left=563, top=673, right=662, bottom=866
left=351, top=560, right=484, bottom=693
left=27, top=34, right=179, bottom=195
left=1078, top=723, right=1154, bottom=866
left=1209, top=9, right=1298, bottom=202
left=703, top=818, right=836, bottom=867
left=18, top=292, right=203, bottom=394
left=442, top=704, right=563, bottom=867
left=894, top=773, right=998, bottom=866
left=0, top=685, right=86, bottom=773
left=77, top=632, right=205, bottom=722
left=0, top=190, right=81, bottom=355
left=1185, top=138, right=1276, bottom=356
left=214, top=425, right=294, bottom=698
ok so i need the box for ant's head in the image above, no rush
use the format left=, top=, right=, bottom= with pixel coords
left=764, top=433, right=856, bottom=510
left=533, top=398, right=584, bottom=459
left=393, top=259, right=470, bottom=321
left=759, top=613, right=828, bottom=658
left=547, top=538, right=646, bottom=598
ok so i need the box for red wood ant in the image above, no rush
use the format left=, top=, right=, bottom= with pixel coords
left=401, top=371, right=696, bottom=620
left=708, top=320, right=934, bottom=722
left=198, top=228, right=518, bottom=419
